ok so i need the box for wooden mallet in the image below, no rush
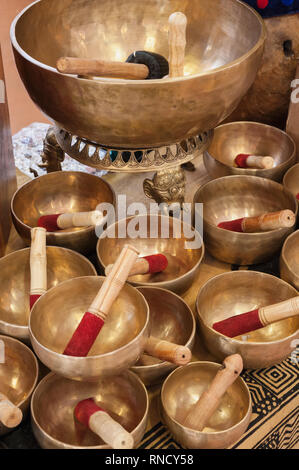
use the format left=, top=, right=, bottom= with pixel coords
left=38, top=210, right=104, bottom=232
left=0, top=392, right=23, bottom=428
left=105, top=254, right=169, bottom=277
left=183, top=355, right=243, bottom=431
left=30, top=227, right=47, bottom=309
left=63, top=244, right=139, bottom=357
left=144, top=336, right=191, bottom=366
left=75, top=398, right=134, bottom=449
left=218, top=210, right=296, bottom=233
left=213, top=296, right=299, bottom=338
left=234, top=154, right=274, bottom=170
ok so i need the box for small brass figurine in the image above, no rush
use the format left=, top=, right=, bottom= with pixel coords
left=143, top=167, right=186, bottom=205
left=39, top=127, right=64, bottom=172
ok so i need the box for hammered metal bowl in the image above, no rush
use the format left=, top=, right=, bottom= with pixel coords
left=97, top=214, right=204, bottom=294
left=196, top=271, right=299, bottom=369
left=161, top=362, right=251, bottom=449
left=203, top=122, right=296, bottom=182
left=193, top=175, right=297, bottom=265
left=31, top=371, right=148, bottom=449
left=11, top=0, right=265, bottom=149
left=280, top=230, right=299, bottom=291
left=0, top=246, right=97, bottom=342
left=131, top=287, right=196, bottom=386
left=11, top=171, right=115, bottom=254
left=29, top=276, right=150, bottom=381
left=0, top=335, right=39, bottom=436
left=283, top=163, right=299, bottom=202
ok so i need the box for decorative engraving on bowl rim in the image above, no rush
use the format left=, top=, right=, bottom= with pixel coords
left=204, top=121, right=296, bottom=177
left=196, top=270, right=299, bottom=346
left=54, top=128, right=213, bottom=173
left=161, top=361, right=252, bottom=434
left=30, top=370, right=149, bottom=449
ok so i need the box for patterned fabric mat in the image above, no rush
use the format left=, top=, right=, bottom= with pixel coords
left=1, top=125, right=298, bottom=449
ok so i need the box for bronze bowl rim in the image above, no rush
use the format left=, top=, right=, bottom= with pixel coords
left=11, top=170, right=116, bottom=239
left=131, top=286, right=196, bottom=371
left=30, top=370, right=149, bottom=449
left=0, top=246, right=97, bottom=332
left=193, top=175, right=298, bottom=238
left=196, top=270, right=299, bottom=346
left=96, top=214, right=205, bottom=289
left=10, top=0, right=266, bottom=85
left=161, top=361, right=252, bottom=435
left=281, top=230, right=299, bottom=283
left=204, top=121, right=296, bottom=174
left=29, top=275, right=150, bottom=361
left=283, top=162, right=299, bottom=189
left=0, top=334, right=39, bottom=408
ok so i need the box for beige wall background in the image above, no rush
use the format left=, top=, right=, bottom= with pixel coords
left=1, top=0, right=49, bottom=134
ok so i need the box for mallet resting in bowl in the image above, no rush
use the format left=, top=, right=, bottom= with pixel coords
left=0, top=392, right=23, bottom=429
left=213, top=296, right=299, bottom=338
left=75, top=398, right=134, bottom=449
left=218, top=210, right=295, bottom=233
left=38, top=210, right=104, bottom=232
left=30, top=227, right=47, bottom=309
left=234, top=154, right=274, bottom=170
left=105, top=253, right=169, bottom=277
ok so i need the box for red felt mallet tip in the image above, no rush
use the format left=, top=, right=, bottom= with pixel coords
left=63, top=312, right=104, bottom=357
left=296, top=193, right=299, bottom=201
left=38, top=214, right=61, bottom=232
left=217, top=218, right=244, bottom=232
left=212, top=309, right=264, bottom=338
left=143, top=254, right=168, bottom=274
left=30, top=294, right=42, bottom=310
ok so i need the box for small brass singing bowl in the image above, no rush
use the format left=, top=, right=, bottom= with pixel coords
left=161, top=362, right=251, bottom=449
left=31, top=371, right=148, bottom=449
left=283, top=163, right=299, bottom=202
left=196, top=271, right=299, bottom=369
left=11, top=171, right=115, bottom=254
left=193, top=175, right=297, bottom=265
left=0, top=246, right=97, bottom=343
left=97, top=214, right=204, bottom=295
left=29, top=276, right=150, bottom=381
left=131, top=287, right=196, bottom=386
left=0, top=335, right=39, bottom=436
left=203, top=122, right=296, bottom=182
left=280, top=230, right=299, bottom=291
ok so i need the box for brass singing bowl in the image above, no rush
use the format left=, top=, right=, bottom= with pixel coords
left=11, top=171, right=115, bottom=254
left=0, top=247, right=96, bottom=343
left=97, top=214, right=204, bottom=294
left=196, top=271, right=299, bottom=369
left=29, top=276, right=150, bottom=381
left=31, top=371, right=148, bottom=449
left=193, top=175, right=297, bottom=265
left=280, top=230, right=299, bottom=291
left=131, top=287, right=196, bottom=386
left=283, top=163, right=299, bottom=202
left=10, top=0, right=265, bottom=148
left=0, top=335, right=39, bottom=436
left=161, top=362, right=251, bottom=449
left=203, top=122, right=296, bottom=182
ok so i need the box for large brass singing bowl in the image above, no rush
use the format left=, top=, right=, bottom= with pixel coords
left=196, top=271, right=299, bottom=369
left=280, top=231, right=299, bottom=292
left=0, top=335, right=39, bottom=436
left=31, top=371, right=148, bottom=449
left=204, top=122, right=296, bottom=182
left=131, top=287, right=196, bottom=386
left=10, top=0, right=265, bottom=148
left=97, top=214, right=204, bottom=294
left=29, top=276, right=150, bottom=381
left=161, top=362, right=251, bottom=449
left=11, top=171, right=115, bottom=254
left=0, top=247, right=96, bottom=343
left=193, top=175, right=297, bottom=265
left=283, top=163, right=299, bottom=203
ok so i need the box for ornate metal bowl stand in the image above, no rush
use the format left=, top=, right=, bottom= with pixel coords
left=40, top=127, right=213, bottom=205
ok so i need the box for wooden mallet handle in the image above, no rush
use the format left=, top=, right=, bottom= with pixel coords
left=242, top=210, right=295, bottom=232
left=258, top=296, right=299, bottom=326
left=57, top=210, right=104, bottom=229
left=168, top=12, right=187, bottom=78
left=57, top=57, right=149, bottom=80
left=105, top=254, right=169, bottom=277
left=183, top=355, right=243, bottom=431
left=0, top=392, right=23, bottom=428
left=144, top=336, right=191, bottom=366
left=30, top=227, right=47, bottom=298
